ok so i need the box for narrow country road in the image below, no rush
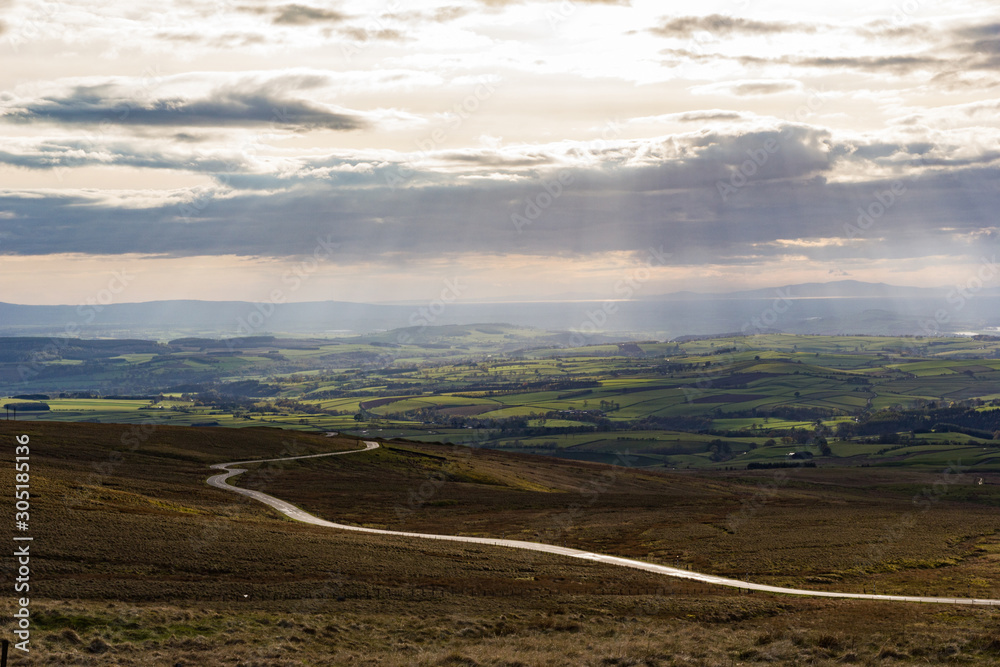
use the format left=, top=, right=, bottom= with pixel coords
left=207, top=441, right=1000, bottom=606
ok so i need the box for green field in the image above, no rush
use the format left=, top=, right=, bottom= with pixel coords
left=5, top=329, right=1000, bottom=470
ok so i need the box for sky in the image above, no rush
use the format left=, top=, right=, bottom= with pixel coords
left=0, top=0, right=998, bottom=306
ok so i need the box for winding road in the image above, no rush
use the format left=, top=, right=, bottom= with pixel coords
left=208, top=440, right=1000, bottom=606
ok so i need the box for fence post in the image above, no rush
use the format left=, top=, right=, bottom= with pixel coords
left=2, top=638, right=8, bottom=667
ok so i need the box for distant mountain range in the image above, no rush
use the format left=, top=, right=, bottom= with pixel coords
left=3, top=281, right=999, bottom=339
left=645, top=280, right=1000, bottom=301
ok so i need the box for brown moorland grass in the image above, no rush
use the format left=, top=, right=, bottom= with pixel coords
left=242, top=438, right=1000, bottom=598
left=1, top=421, right=999, bottom=665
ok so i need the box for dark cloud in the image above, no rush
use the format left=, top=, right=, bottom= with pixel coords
left=964, top=37, right=1000, bottom=55
left=273, top=4, right=345, bottom=25
left=794, top=55, right=942, bottom=73
left=0, top=126, right=835, bottom=260
left=650, top=14, right=814, bottom=38
left=2, top=84, right=366, bottom=131
left=954, top=21, right=1000, bottom=40
left=0, top=124, right=995, bottom=272
left=669, top=20, right=1000, bottom=75
left=666, top=48, right=944, bottom=74
left=0, top=125, right=837, bottom=188
left=1, top=165, right=996, bottom=268
left=173, top=132, right=208, bottom=143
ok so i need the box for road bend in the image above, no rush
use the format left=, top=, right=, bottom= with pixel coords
left=207, top=440, right=1000, bottom=606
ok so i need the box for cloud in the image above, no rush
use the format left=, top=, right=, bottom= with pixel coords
left=1, top=83, right=368, bottom=132
left=629, top=110, right=751, bottom=125
left=793, top=55, right=942, bottom=73
left=692, top=80, right=802, bottom=97
left=0, top=123, right=863, bottom=264
left=857, top=21, right=932, bottom=41
left=662, top=48, right=945, bottom=75
left=342, top=27, right=405, bottom=42
left=0, top=122, right=844, bottom=190
left=1, top=149, right=997, bottom=284
left=272, top=4, right=346, bottom=25
left=434, top=6, right=470, bottom=22
left=676, top=110, right=745, bottom=122
left=963, top=38, right=1000, bottom=56
left=953, top=21, right=1000, bottom=41
left=479, top=0, right=627, bottom=5
left=650, top=14, right=814, bottom=38
left=2, top=162, right=996, bottom=269
left=0, top=139, right=248, bottom=172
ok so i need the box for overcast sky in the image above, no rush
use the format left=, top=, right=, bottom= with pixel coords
left=1, top=0, right=998, bottom=305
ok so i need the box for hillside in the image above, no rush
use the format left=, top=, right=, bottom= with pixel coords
left=4, top=421, right=1000, bottom=664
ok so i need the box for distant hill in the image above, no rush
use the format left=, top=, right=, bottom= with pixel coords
left=2, top=281, right=1000, bottom=339
left=645, top=280, right=997, bottom=301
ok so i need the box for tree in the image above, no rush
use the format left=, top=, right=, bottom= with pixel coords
left=708, top=439, right=733, bottom=462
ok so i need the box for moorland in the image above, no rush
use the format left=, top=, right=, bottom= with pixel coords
left=2, top=420, right=1000, bottom=666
